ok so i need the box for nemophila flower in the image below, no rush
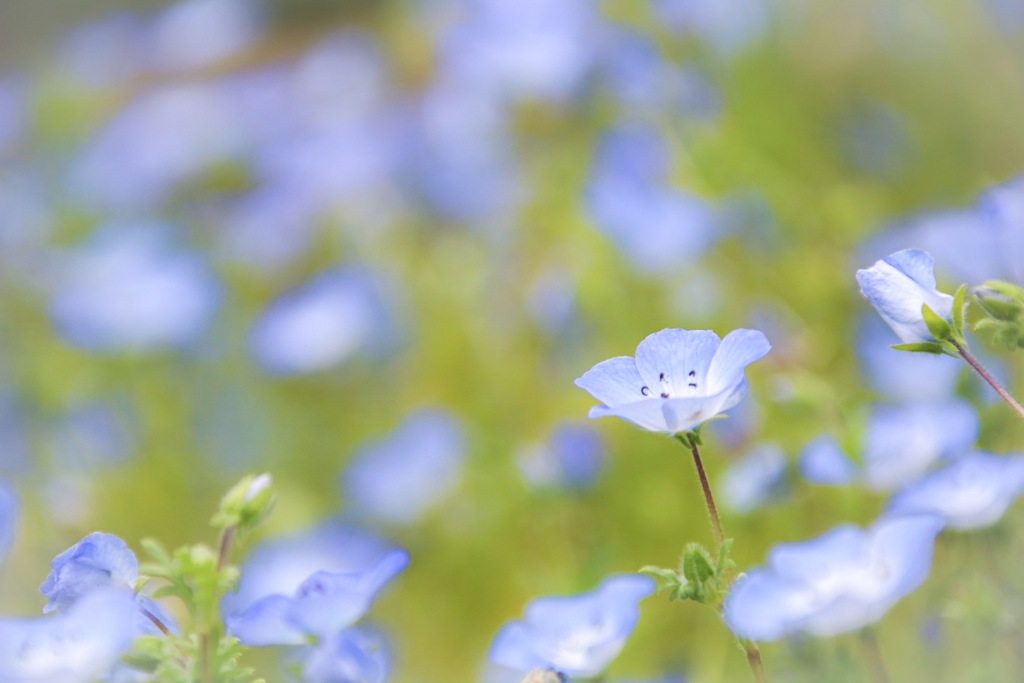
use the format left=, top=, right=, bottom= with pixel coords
left=225, top=546, right=408, bottom=646
left=0, top=480, right=17, bottom=563
left=40, top=532, right=138, bottom=614
left=222, top=521, right=407, bottom=645
left=576, top=328, right=771, bottom=435
left=48, top=227, right=221, bottom=353
left=289, top=625, right=391, bottom=683
left=862, top=400, right=978, bottom=491
left=724, top=514, right=945, bottom=641
left=249, top=266, right=400, bottom=375
left=147, top=0, right=264, bottom=72
left=488, top=574, right=655, bottom=678
left=0, top=587, right=138, bottom=683
left=977, top=174, right=1024, bottom=283
left=341, top=408, right=465, bottom=525
left=887, top=452, right=1024, bottom=529
left=798, top=435, right=856, bottom=486
left=517, top=422, right=606, bottom=490
left=856, top=249, right=955, bottom=344
left=719, top=444, right=788, bottom=513
left=585, top=123, right=718, bottom=274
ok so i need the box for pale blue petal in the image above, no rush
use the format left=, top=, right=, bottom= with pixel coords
left=856, top=249, right=954, bottom=344
left=705, top=329, right=770, bottom=396
left=798, top=435, right=857, bottom=485
left=575, top=356, right=645, bottom=407
left=227, top=594, right=306, bottom=646
left=633, top=329, right=720, bottom=394
left=883, top=248, right=938, bottom=289
left=40, top=532, right=138, bottom=614
left=593, top=400, right=670, bottom=432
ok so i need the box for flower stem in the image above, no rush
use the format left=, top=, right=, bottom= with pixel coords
left=216, top=525, right=236, bottom=572
left=742, top=640, right=768, bottom=683
left=860, top=628, right=891, bottom=683
left=677, top=435, right=725, bottom=549
left=950, top=339, right=1024, bottom=421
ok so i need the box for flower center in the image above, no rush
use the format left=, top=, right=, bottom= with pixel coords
left=640, top=369, right=699, bottom=398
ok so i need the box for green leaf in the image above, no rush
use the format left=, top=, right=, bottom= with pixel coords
left=890, top=342, right=947, bottom=354
left=921, top=303, right=953, bottom=341
left=681, top=543, right=715, bottom=585
left=952, top=284, right=966, bottom=335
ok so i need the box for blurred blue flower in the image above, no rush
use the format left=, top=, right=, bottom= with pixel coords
left=586, top=123, right=718, bottom=274
left=0, top=74, right=27, bottom=154
left=887, top=452, right=1024, bottom=529
left=652, top=0, right=769, bottom=54
left=0, top=587, right=138, bottom=683
left=862, top=400, right=978, bottom=491
left=40, top=532, right=138, bottom=615
left=856, top=248, right=954, bottom=344
left=856, top=314, right=960, bottom=402
left=977, top=174, right=1024, bottom=283
left=488, top=573, right=655, bottom=678
left=147, top=0, right=264, bottom=72
left=576, top=327, right=771, bottom=434
left=0, top=390, right=30, bottom=474
left=798, top=435, right=857, bottom=486
left=48, top=227, right=221, bottom=353
left=222, top=521, right=405, bottom=643
left=50, top=402, right=134, bottom=469
left=438, top=0, right=603, bottom=103
left=341, top=409, right=465, bottom=525
left=720, top=444, right=788, bottom=513
left=249, top=266, right=399, bottom=375
left=517, top=422, right=606, bottom=490
left=226, top=547, right=408, bottom=646
left=0, top=480, right=17, bottom=563
left=724, top=514, right=944, bottom=640
left=58, top=12, right=146, bottom=87
left=290, top=625, right=391, bottom=683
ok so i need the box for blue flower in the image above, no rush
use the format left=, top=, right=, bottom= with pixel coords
left=977, top=174, right=1024, bottom=283
left=48, top=227, right=221, bottom=353
left=517, top=422, right=607, bottom=490
left=0, top=587, right=138, bottom=683
left=856, top=314, right=961, bottom=402
left=222, top=521, right=407, bottom=646
left=147, top=0, right=264, bottom=73
left=856, top=249, right=955, bottom=344
left=797, top=435, right=856, bottom=486
left=341, top=408, right=465, bottom=525
left=249, top=266, right=400, bottom=375
left=862, top=400, right=978, bottom=491
left=887, top=452, right=1024, bottom=529
left=488, top=574, right=655, bottom=678
left=576, top=328, right=770, bottom=434
left=40, top=532, right=138, bottom=614
left=724, top=514, right=944, bottom=641
left=290, top=625, right=391, bottom=683
left=653, top=0, right=769, bottom=54
left=0, top=480, right=17, bottom=564
left=719, top=444, right=788, bottom=513
left=226, top=548, right=408, bottom=646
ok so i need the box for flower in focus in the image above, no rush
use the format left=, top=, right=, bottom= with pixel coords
left=856, top=248, right=955, bottom=345
left=341, top=408, right=465, bottom=525
left=724, top=514, right=944, bottom=640
left=0, top=587, right=138, bottom=683
left=887, top=452, right=1024, bottom=529
left=862, top=400, right=978, bottom=491
left=575, top=328, right=770, bottom=434
left=488, top=574, right=655, bottom=678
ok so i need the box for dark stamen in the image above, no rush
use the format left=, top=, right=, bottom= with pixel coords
left=689, top=382, right=698, bottom=388
left=688, top=370, right=696, bottom=377
left=641, top=386, right=650, bottom=396
left=660, top=392, right=670, bottom=399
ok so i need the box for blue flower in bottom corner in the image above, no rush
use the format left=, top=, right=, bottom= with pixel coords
left=488, top=574, right=655, bottom=678
left=887, top=452, right=1024, bottom=529
left=724, top=514, right=944, bottom=641
left=0, top=587, right=138, bottom=683
left=575, top=328, right=770, bottom=435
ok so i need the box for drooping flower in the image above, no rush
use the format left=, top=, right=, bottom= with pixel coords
left=575, top=328, right=770, bottom=434
left=887, top=452, right=1024, bottom=529
left=724, top=514, right=944, bottom=641
left=0, top=587, right=138, bottom=683
left=488, top=574, right=655, bottom=678
left=341, top=408, right=465, bottom=525
left=856, top=248, right=955, bottom=345
left=222, top=521, right=407, bottom=646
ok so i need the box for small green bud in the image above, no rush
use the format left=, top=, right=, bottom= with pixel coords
left=681, top=543, right=716, bottom=585
left=975, top=281, right=1024, bottom=322
left=211, top=473, right=275, bottom=531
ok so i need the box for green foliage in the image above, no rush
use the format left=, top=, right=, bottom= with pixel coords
left=973, top=281, right=1024, bottom=350
left=641, top=539, right=736, bottom=607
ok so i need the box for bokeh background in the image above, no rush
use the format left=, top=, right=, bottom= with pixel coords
left=1, top=0, right=1024, bottom=680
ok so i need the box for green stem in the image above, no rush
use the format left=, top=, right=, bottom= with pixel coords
left=860, top=628, right=891, bottom=683
left=951, top=339, right=1024, bottom=421
left=677, top=435, right=725, bottom=550
left=743, top=640, right=769, bottom=683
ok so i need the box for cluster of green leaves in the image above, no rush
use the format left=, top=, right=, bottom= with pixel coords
left=642, top=539, right=735, bottom=608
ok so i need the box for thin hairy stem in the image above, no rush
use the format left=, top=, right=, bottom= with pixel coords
left=743, top=640, right=769, bottom=683
left=682, top=437, right=725, bottom=549
left=861, top=629, right=892, bottom=683
left=951, top=339, right=1024, bottom=421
